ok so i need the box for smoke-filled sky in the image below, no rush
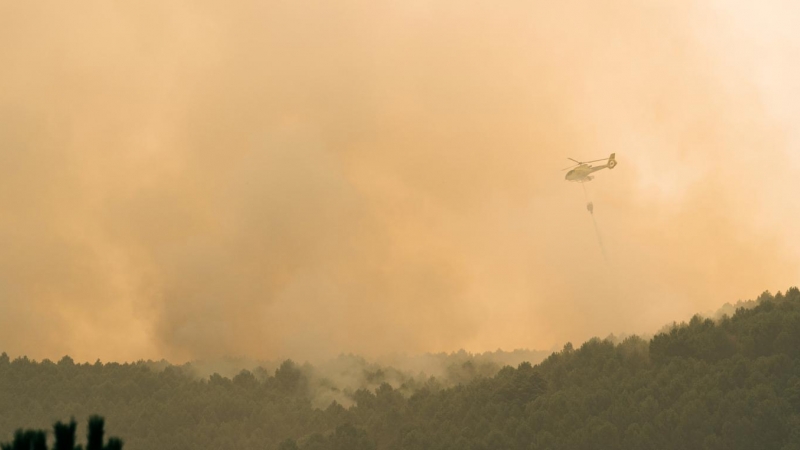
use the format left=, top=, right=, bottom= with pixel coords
left=1, top=1, right=798, bottom=363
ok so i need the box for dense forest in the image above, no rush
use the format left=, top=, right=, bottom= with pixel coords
left=2, top=288, right=799, bottom=449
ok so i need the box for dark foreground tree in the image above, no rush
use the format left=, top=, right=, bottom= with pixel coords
left=0, top=430, right=46, bottom=450
left=1, top=417, right=122, bottom=450
left=52, top=420, right=78, bottom=450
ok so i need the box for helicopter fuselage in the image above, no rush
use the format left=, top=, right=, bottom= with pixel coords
left=565, top=163, right=608, bottom=182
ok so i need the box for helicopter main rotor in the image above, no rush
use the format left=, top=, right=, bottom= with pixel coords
left=562, top=157, right=609, bottom=171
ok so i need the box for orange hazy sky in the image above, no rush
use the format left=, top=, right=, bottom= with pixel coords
left=1, top=1, right=798, bottom=362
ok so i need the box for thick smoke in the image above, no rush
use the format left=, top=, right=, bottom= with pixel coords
left=0, top=1, right=798, bottom=362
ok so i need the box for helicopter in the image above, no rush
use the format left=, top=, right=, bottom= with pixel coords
left=563, top=153, right=617, bottom=182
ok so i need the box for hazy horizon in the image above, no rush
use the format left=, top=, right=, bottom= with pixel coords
left=1, top=1, right=798, bottom=364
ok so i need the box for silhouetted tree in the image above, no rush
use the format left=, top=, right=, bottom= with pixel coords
left=53, top=419, right=79, bottom=450
left=1, top=418, right=121, bottom=450
left=86, top=416, right=103, bottom=450
left=1, top=430, right=46, bottom=450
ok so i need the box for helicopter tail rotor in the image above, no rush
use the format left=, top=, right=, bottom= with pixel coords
left=607, top=153, right=617, bottom=169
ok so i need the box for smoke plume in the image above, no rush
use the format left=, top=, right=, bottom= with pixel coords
left=0, top=1, right=798, bottom=362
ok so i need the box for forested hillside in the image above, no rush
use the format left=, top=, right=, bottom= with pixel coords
left=3, top=288, right=799, bottom=450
